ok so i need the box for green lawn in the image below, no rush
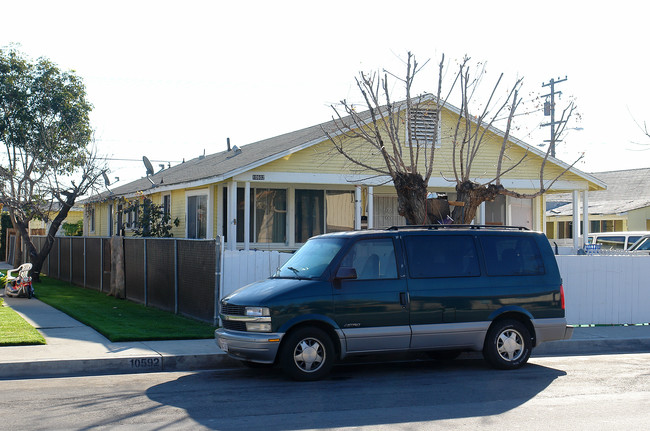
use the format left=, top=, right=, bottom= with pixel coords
left=0, top=298, right=46, bottom=346
left=27, top=276, right=216, bottom=342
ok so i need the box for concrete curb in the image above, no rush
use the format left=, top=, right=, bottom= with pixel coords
left=0, top=353, right=242, bottom=379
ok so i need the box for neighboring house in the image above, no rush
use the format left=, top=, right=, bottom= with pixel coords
left=84, top=98, right=604, bottom=250
left=546, top=167, right=650, bottom=240
left=27, top=204, right=84, bottom=236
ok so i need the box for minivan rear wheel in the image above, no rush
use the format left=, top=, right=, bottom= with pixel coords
left=280, top=327, right=334, bottom=381
left=483, top=319, right=531, bottom=370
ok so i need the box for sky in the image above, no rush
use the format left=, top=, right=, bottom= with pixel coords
left=2, top=0, right=650, bottom=185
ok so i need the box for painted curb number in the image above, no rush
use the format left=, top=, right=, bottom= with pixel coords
left=130, top=358, right=161, bottom=368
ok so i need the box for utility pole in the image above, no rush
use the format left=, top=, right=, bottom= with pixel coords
left=541, top=76, right=568, bottom=158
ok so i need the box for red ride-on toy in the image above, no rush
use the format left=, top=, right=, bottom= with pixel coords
left=4, top=263, right=34, bottom=299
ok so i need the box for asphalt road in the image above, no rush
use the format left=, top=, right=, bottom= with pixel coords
left=3, top=353, right=650, bottom=430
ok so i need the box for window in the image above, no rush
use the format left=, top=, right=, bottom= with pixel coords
left=187, top=194, right=207, bottom=239
left=117, top=204, right=123, bottom=234
left=295, top=190, right=324, bottom=243
left=485, top=195, right=506, bottom=225
left=223, top=187, right=288, bottom=243
left=162, top=194, right=171, bottom=219
left=254, top=188, right=287, bottom=243
left=125, top=204, right=139, bottom=229
left=276, top=237, right=344, bottom=279
left=325, top=190, right=354, bottom=233
left=404, top=235, right=480, bottom=278
left=590, top=220, right=615, bottom=233
left=480, top=235, right=545, bottom=276
left=558, top=221, right=573, bottom=239
left=595, top=236, right=625, bottom=249
left=295, top=190, right=354, bottom=243
left=408, top=108, right=440, bottom=147
left=108, top=204, right=113, bottom=236
left=89, top=207, right=96, bottom=233
left=339, top=238, right=398, bottom=280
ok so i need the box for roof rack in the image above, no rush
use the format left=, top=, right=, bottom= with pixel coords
left=386, top=224, right=530, bottom=231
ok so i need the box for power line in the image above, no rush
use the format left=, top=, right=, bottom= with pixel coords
left=104, top=157, right=182, bottom=163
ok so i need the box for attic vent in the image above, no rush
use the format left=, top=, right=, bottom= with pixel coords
left=408, top=108, right=440, bottom=147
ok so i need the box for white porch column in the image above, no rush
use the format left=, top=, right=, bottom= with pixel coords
left=572, top=190, right=580, bottom=251
left=216, top=185, right=223, bottom=237
left=355, top=186, right=362, bottom=230
left=207, top=186, right=214, bottom=239
left=228, top=180, right=237, bottom=251
left=244, top=181, right=251, bottom=250
left=288, top=187, right=295, bottom=247
left=535, top=195, right=546, bottom=235
left=368, top=186, right=374, bottom=229
left=479, top=202, right=486, bottom=225
left=582, top=190, right=589, bottom=248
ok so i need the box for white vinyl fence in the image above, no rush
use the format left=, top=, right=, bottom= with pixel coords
left=220, top=250, right=650, bottom=326
left=557, top=255, right=650, bottom=325
left=221, top=250, right=292, bottom=298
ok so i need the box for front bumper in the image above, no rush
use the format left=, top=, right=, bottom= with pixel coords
left=215, top=328, right=284, bottom=364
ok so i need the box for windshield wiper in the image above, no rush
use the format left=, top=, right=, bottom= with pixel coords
left=287, top=267, right=307, bottom=279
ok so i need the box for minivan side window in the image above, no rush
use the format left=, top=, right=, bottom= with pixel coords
left=339, top=238, right=398, bottom=280
left=479, top=236, right=545, bottom=276
left=595, top=236, right=625, bottom=249
left=404, top=235, right=480, bottom=278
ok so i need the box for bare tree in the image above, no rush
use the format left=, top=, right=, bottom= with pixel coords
left=325, top=52, right=582, bottom=225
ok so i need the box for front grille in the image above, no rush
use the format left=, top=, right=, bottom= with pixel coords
left=221, top=301, right=245, bottom=316
left=223, top=320, right=247, bottom=331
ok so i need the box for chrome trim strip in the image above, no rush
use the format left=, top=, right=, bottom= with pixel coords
left=221, top=314, right=271, bottom=323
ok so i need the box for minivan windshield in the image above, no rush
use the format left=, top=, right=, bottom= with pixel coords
left=274, top=238, right=344, bottom=279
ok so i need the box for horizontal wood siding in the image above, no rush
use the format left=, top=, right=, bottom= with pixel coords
left=258, top=108, right=586, bottom=191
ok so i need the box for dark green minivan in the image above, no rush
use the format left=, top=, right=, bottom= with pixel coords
left=216, top=225, right=573, bottom=380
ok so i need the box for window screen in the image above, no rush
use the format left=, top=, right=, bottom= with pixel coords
left=479, top=235, right=545, bottom=276
left=404, top=235, right=480, bottom=278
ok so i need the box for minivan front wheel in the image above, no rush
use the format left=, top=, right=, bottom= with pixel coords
left=280, top=327, right=334, bottom=381
left=483, top=319, right=531, bottom=370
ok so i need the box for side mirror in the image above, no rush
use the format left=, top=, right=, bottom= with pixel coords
left=335, top=266, right=357, bottom=280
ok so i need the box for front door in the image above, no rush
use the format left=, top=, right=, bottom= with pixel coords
left=333, top=237, right=410, bottom=352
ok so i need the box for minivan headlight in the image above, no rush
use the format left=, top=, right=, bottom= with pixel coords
left=245, top=307, right=270, bottom=317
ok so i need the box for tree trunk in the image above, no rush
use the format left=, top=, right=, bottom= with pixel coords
left=393, top=172, right=429, bottom=225
left=8, top=194, right=77, bottom=282
left=452, top=181, right=504, bottom=224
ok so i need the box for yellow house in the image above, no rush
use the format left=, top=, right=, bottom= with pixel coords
left=27, top=204, right=84, bottom=236
left=546, top=167, right=650, bottom=240
left=84, top=99, right=605, bottom=250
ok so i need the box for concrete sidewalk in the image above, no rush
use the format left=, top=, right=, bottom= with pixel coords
left=2, top=293, right=650, bottom=379
left=0, top=295, right=238, bottom=378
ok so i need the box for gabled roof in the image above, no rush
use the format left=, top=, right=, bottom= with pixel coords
left=87, top=97, right=604, bottom=202
left=547, top=167, right=650, bottom=216
left=87, top=118, right=345, bottom=202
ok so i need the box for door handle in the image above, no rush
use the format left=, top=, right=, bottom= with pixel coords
left=399, top=292, right=409, bottom=308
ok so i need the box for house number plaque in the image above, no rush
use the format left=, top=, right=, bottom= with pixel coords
left=252, top=174, right=265, bottom=181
